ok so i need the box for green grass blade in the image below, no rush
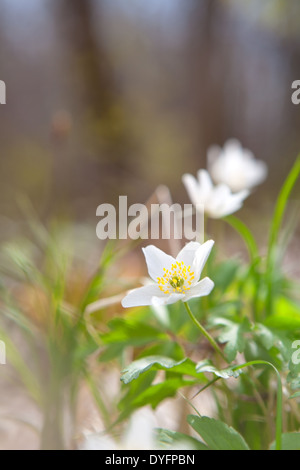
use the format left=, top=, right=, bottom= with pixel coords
left=266, top=156, right=300, bottom=315
left=224, top=215, right=259, bottom=262
left=267, top=157, right=300, bottom=259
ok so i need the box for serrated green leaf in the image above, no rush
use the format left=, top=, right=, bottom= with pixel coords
left=118, top=376, right=196, bottom=423
left=196, top=360, right=242, bottom=379
left=121, top=356, right=201, bottom=384
left=119, top=370, right=157, bottom=412
left=254, top=324, right=276, bottom=350
left=156, top=428, right=208, bottom=450
left=287, top=347, right=300, bottom=392
left=187, top=415, right=250, bottom=450
left=125, top=378, right=195, bottom=409
left=270, top=433, right=300, bottom=450
left=212, top=317, right=251, bottom=362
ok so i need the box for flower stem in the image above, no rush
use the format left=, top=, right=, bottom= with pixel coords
left=183, top=302, right=227, bottom=362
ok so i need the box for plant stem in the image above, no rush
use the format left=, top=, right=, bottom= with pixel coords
left=183, top=302, right=227, bottom=362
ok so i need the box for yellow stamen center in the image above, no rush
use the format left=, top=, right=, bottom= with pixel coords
left=157, top=261, right=195, bottom=295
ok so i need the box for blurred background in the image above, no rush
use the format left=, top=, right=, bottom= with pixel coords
left=0, top=0, right=300, bottom=450
left=0, top=0, right=300, bottom=225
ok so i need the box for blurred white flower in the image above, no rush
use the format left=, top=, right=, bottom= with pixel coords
left=80, top=408, right=193, bottom=450
left=207, top=139, right=267, bottom=192
left=121, top=240, right=214, bottom=308
left=182, top=169, right=249, bottom=219
left=81, top=409, right=156, bottom=450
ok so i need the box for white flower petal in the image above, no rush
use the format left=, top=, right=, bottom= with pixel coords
left=208, top=139, right=268, bottom=192
left=215, top=190, right=249, bottom=218
left=183, top=277, right=215, bottom=301
left=122, top=409, right=157, bottom=450
left=152, top=293, right=185, bottom=306
left=80, top=433, right=117, bottom=450
left=227, top=189, right=250, bottom=207
left=121, top=284, right=164, bottom=308
left=183, top=166, right=248, bottom=218
left=211, top=203, right=241, bottom=218
left=224, top=138, right=242, bottom=155
left=192, top=240, right=214, bottom=281
left=197, top=169, right=213, bottom=198
left=142, top=245, right=175, bottom=281
left=210, top=183, right=231, bottom=201
left=182, top=173, right=201, bottom=206
left=207, top=186, right=249, bottom=218
left=176, top=241, right=202, bottom=266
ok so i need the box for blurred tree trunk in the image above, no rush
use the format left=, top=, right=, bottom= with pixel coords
left=51, top=0, right=132, bottom=207
left=185, top=0, right=230, bottom=158
left=59, top=0, right=114, bottom=118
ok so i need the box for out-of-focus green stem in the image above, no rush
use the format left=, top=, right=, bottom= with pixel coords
left=183, top=302, right=227, bottom=362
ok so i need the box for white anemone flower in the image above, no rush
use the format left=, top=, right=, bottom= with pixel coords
left=182, top=169, right=249, bottom=219
left=207, top=139, right=268, bottom=192
left=121, top=240, right=215, bottom=308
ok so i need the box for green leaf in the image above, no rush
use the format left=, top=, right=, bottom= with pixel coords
left=270, top=433, right=300, bottom=450
left=100, top=318, right=167, bottom=361
left=156, top=428, right=208, bottom=450
left=224, top=215, right=259, bottom=262
left=254, top=324, right=276, bottom=350
left=287, top=346, right=300, bottom=392
left=191, top=360, right=283, bottom=450
left=101, top=318, right=166, bottom=344
left=118, top=373, right=196, bottom=422
left=119, top=370, right=157, bottom=415
left=121, top=356, right=202, bottom=384
left=211, top=259, right=241, bottom=293
left=196, top=360, right=242, bottom=379
left=123, top=378, right=195, bottom=409
left=264, top=297, right=300, bottom=330
left=289, top=391, right=300, bottom=399
left=212, top=317, right=251, bottom=362
left=187, top=415, right=250, bottom=450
